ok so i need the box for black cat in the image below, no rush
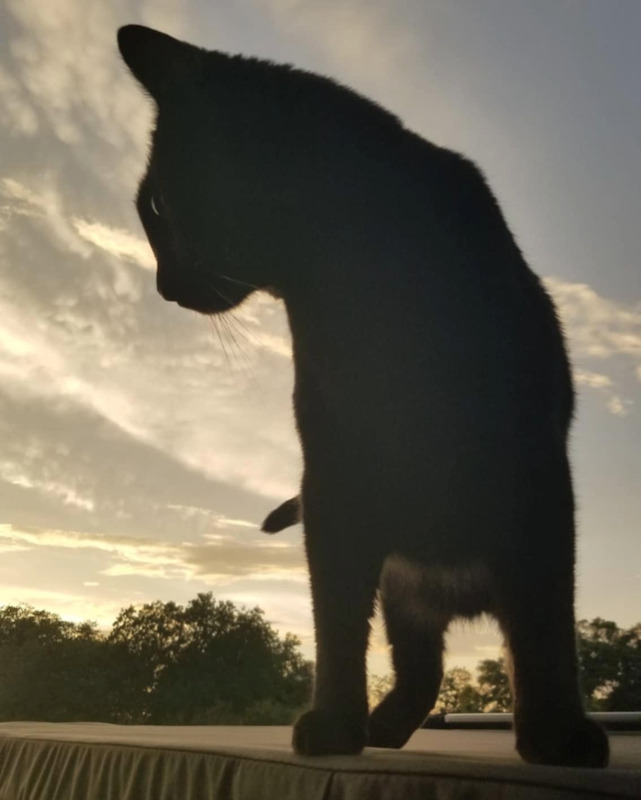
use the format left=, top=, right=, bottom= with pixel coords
left=118, top=25, right=608, bottom=767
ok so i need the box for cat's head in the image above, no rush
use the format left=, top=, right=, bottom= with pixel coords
left=118, top=25, right=401, bottom=315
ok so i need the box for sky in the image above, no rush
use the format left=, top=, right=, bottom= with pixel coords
left=0, top=0, right=639, bottom=679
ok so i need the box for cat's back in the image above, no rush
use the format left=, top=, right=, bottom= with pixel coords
left=295, top=134, right=572, bottom=431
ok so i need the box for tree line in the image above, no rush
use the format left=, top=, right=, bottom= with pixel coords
left=0, top=598, right=638, bottom=723
left=0, top=594, right=312, bottom=724
left=371, top=618, right=641, bottom=714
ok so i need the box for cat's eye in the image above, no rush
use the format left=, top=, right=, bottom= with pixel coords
left=151, top=194, right=162, bottom=216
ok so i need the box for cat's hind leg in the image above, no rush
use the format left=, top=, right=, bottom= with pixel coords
left=495, top=452, right=609, bottom=768
left=368, top=557, right=448, bottom=749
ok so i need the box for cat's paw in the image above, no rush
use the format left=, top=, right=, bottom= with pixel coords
left=292, top=709, right=367, bottom=756
left=367, top=692, right=423, bottom=749
left=516, top=715, right=609, bottom=768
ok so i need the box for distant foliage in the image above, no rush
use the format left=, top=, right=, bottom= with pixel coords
left=371, top=618, right=641, bottom=716
left=0, top=595, right=312, bottom=724
left=434, top=667, right=484, bottom=713
left=1, top=608, right=637, bottom=722
left=578, top=618, right=641, bottom=711
left=476, top=657, right=512, bottom=712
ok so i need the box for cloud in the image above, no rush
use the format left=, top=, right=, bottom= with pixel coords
left=606, top=396, right=632, bottom=418
left=166, top=505, right=258, bottom=529
left=0, top=200, right=299, bottom=501
left=3, top=0, right=150, bottom=151
left=0, top=65, right=39, bottom=135
left=0, top=460, right=95, bottom=511
left=573, top=370, right=631, bottom=417
left=545, top=278, right=641, bottom=414
left=1, top=176, right=92, bottom=258
left=0, top=523, right=306, bottom=585
left=574, top=370, right=613, bottom=390
left=72, top=217, right=155, bottom=271
left=259, top=0, right=416, bottom=85
left=0, top=584, right=139, bottom=628
left=546, top=278, right=641, bottom=361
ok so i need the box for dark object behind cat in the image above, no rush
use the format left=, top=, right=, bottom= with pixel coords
left=118, top=25, right=608, bottom=767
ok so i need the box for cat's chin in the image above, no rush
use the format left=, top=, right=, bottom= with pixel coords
left=175, top=297, right=233, bottom=315
left=161, top=283, right=248, bottom=315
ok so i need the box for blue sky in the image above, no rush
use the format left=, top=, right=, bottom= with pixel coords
left=0, top=0, right=639, bottom=677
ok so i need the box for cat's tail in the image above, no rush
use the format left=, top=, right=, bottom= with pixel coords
left=261, top=496, right=301, bottom=533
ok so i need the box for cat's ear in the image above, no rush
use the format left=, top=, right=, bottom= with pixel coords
left=118, top=25, right=203, bottom=101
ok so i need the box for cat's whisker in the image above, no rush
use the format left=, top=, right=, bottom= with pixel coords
left=217, top=272, right=261, bottom=291
left=208, top=314, right=233, bottom=375
left=227, top=308, right=262, bottom=347
left=208, top=281, right=263, bottom=344
left=207, top=283, right=254, bottom=376
left=211, top=285, right=236, bottom=309
left=211, top=282, right=276, bottom=370
left=211, top=286, right=261, bottom=348
left=221, top=314, right=254, bottom=378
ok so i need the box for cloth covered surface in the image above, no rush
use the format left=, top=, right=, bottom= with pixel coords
left=0, top=723, right=639, bottom=799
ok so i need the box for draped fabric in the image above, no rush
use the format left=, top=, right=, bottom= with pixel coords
left=0, top=723, right=639, bottom=799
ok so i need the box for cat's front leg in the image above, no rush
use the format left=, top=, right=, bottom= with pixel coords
left=292, top=499, right=383, bottom=756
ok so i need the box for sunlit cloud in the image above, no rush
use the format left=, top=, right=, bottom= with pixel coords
left=0, top=460, right=95, bottom=511
left=546, top=277, right=641, bottom=414
left=573, top=370, right=630, bottom=417
left=72, top=217, right=155, bottom=271
left=1, top=176, right=92, bottom=257
left=607, top=396, right=632, bottom=418
left=0, top=585, right=134, bottom=628
left=574, top=370, right=613, bottom=390
left=546, top=278, right=641, bottom=361
left=3, top=0, right=150, bottom=152
left=166, top=505, right=258, bottom=530
left=0, top=523, right=306, bottom=585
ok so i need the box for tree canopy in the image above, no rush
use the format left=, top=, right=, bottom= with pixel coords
left=371, top=618, right=641, bottom=716
left=578, top=618, right=641, bottom=711
left=0, top=606, right=638, bottom=723
left=0, top=595, right=312, bottom=724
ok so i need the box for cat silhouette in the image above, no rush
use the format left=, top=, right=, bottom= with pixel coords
left=119, top=25, right=608, bottom=767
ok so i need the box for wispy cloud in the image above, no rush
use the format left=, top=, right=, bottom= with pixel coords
left=1, top=176, right=92, bottom=257
left=0, top=583, right=152, bottom=629
left=72, top=217, right=155, bottom=271
left=0, top=460, right=95, bottom=511
left=166, top=504, right=258, bottom=530
left=547, top=278, right=641, bottom=362
left=0, top=65, right=39, bottom=135
left=574, top=370, right=631, bottom=417
left=546, top=277, right=641, bottom=415
left=3, top=0, right=150, bottom=151
left=606, top=395, right=633, bottom=418
left=259, top=0, right=416, bottom=84
left=574, top=370, right=613, bottom=390
left=0, top=523, right=306, bottom=584
left=0, top=173, right=299, bottom=500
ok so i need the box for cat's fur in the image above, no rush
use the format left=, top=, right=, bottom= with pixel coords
left=118, top=25, right=608, bottom=766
